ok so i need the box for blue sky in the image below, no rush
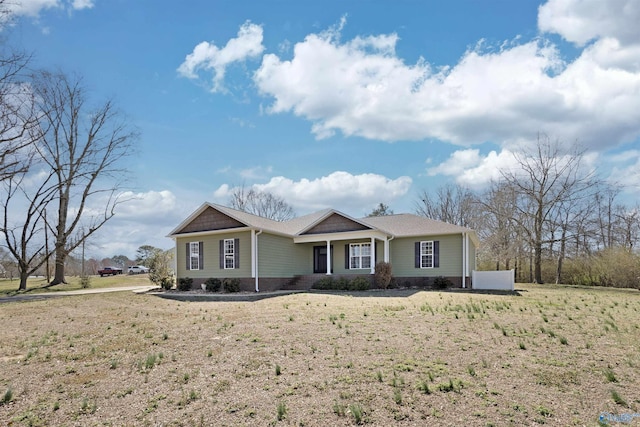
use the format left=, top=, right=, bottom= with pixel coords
left=5, top=0, right=640, bottom=259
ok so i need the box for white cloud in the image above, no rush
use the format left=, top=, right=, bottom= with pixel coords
left=429, top=147, right=602, bottom=190
left=239, top=165, right=273, bottom=180
left=84, top=190, right=184, bottom=258
left=538, top=0, right=640, bottom=46
left=114, top=190, right=179, bottom=221
left=4, top=0, right=59, bottom=17
left=250, top=9, right=640, bottom=151
left=2, top=0, right=92, bottom=19
left=605, top=150, right=640, bottom=191
left=71, top=0, right=94, bottom=10
left=427, top=149, right=519, bottom=188
left=214, top=171, right=412, bottom=214
left=177, top=20, right=264, bottom=93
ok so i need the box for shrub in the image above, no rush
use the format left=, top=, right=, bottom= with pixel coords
left=335, top=277, right=350, bottom=290
left=564, top=248, right=640, bottom=289
left=374, top=262, right=393, bottom=289
left=433, top=276, right=452, bottom=289
left=350, top=276, right=370, bottom=291
left=313, top=277, right=334, bottom=290
left=177, top=277, right=193, bottom=291
left=223, top=278, right=241, bottom=293
left=159, top=277, right=174, bottom=290
left=204, top=278, right=221, bottom=292
left=80, top=274, right=91, bottom=289
left=313, top=276, right=371, bottom=291
left=148, top=249, right=175, bottom=290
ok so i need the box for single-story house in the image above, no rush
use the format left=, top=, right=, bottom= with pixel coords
left=167, top=203, right=478, bottom=292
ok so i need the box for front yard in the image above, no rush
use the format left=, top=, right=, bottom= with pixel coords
left=0, top=283, right=638, bottom=425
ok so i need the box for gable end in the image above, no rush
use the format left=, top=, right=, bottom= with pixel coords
left=303, top=213, right=371, bottom=235
left=176, top=207, right=246, bottom=234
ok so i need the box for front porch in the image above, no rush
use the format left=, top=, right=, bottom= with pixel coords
left=294, top=229, right=391, bottom=277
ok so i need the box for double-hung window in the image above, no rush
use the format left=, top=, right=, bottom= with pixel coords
left=349, top=243, right=371, bottom=269
left=224, top=239, right=235, bottom=269
left=189, top=242, right=200, bottom=270
left=420, top=241, right=434, bottom=268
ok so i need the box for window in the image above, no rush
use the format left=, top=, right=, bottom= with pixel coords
left=224, top=239, right=235, bottom=269
left=219, top=238, right=239, bottom=269
left=189, top=242, right=200, bottom=270
left=349, top=243, right=371, bottom=269
left=420, top=241, right=433, bottom=268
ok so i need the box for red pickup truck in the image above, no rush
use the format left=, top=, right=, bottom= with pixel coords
left=98, top=267, right=123, bottom=277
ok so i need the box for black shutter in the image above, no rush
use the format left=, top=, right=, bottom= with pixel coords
left=234, top=238, right=240, bottom=269
left=345, top=244, right=349, bottom=269
left=199, top=241, right=204, bottom=270
left=186, top=242, right=190, bottom=270
left=219, top=240, right=224, bottom=269
left=415, top=242, right=420, bottom=268
left=434, top=241, right=440, bottom=268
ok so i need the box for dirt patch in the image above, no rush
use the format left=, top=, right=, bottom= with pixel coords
left=0, top=284, right=639, bottom=426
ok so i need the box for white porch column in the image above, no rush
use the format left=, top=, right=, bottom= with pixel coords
left=370, top=237, right=375, bottom=274
left=326, top=240, right=332, bottom=275
left=383, top=237, right=389, bottom=262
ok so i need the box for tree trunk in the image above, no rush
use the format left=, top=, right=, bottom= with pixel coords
left=51, top=250, right=67, bottom=285
left=18, top=270, right=28, bottom=291
left=555, top=226, right=567, bottom=284
left=534, top=241, right=543, bottom=284
left=49, top=186, right=69, bottom=286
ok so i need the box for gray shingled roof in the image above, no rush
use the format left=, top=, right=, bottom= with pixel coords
left=360, top=213, right=474, bottom=237
left=170, top=204, right=477, bottom=243
left=206, top=204, right=335, bottom=236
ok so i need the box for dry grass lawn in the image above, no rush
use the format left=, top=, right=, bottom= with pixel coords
left=0, top=284, right=639, bottom=426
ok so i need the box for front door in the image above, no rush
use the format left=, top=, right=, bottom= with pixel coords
left=313, top=245, right=332, bottom=273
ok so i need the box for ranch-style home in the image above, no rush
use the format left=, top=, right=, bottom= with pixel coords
left=168, top=203, right=479, bottom=292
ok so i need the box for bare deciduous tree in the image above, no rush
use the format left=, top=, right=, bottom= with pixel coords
left=415, top=184, right=478, bottom=228
left=32, top=71, right=138, bottom=285
left=1, top=169, right=58, bottom=290
left=228, top=185, right=295, bottom=221
left=0, top=46, right=39, bottom=182
left=499, top=135, right=596, bottom=284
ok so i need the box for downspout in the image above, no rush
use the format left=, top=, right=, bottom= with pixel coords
left=255, top=229, right=263, bottom=292
left=386, top=235, right=394, bottom=263
left=173, top=239, right=178, bottom=286
left=465, top=233, right=470, bottom=288
left=461, top=232, right=466, bottom=289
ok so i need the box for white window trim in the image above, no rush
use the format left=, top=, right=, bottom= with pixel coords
left=189, top=242, right=199, bottom=271
left=420, top=240, right=434, bottom=269
left=224, top=238, right=235, bottom=270
left=349, top=243, right=371, bottom=270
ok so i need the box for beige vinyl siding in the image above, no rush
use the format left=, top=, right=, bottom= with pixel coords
left=390, top=235, right=462, bottom=277
left=175, top=231, right=251, bottom=279
left=258, top=233, right=309, bottom=277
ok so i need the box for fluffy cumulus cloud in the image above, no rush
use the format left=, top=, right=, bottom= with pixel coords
left=177, top=20, right=264, bottom=93
left=429, top=146, right=603, bottom=189
left=538, top=0, right=640, bottom=46
left=427, top=149, right=520, bottom=189
left=214, top=171, right=412, bottom=214
left=248, top=1, right=640, bottom=151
